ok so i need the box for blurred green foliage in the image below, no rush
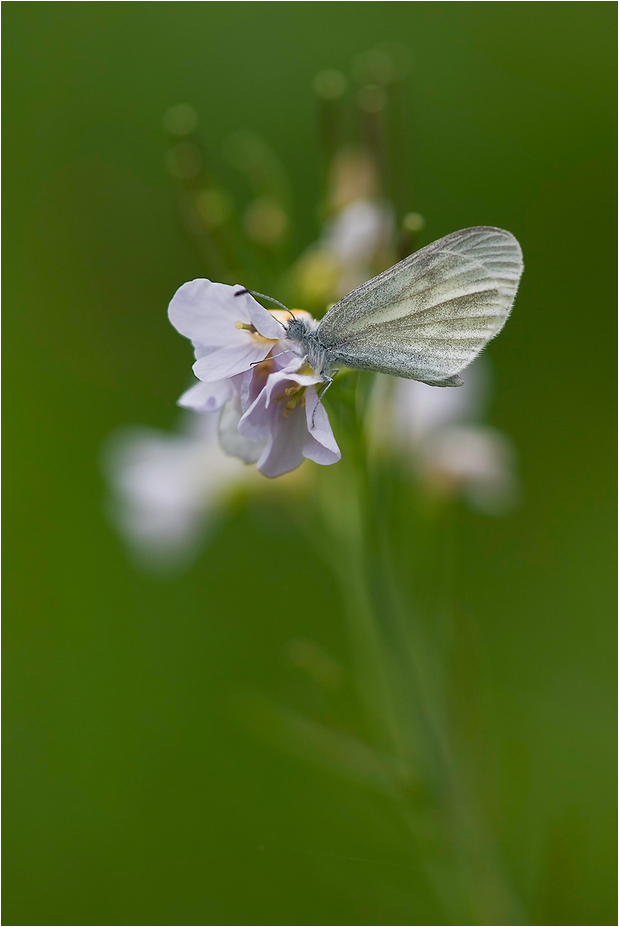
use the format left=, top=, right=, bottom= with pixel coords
left=4, top=3, right=616, bottom=924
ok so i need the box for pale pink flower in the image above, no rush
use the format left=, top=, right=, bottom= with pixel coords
left=237, top=358, right=340, bottom=478
left=169, top=280, right=339, bottom=478
left=168, top=279, right=284, bottom=381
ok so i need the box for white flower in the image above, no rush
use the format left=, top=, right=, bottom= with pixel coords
left=102, top=412, right=252, bottom=570
left=371, top=359, right=519, bottom=514
left=288, top=195, right=395, bottom=308
left=326, top=198, right=393, bottom=262
left=420, top=424, right=518, bottom=515
left=168, top=279, right=284, bottom=382
left=236, top=357, right=341, bottom=478
left=392, top=358, right=490, bottom=442
left=169, top=279, right=340, bottom=478
left=321, top=197, right=394, bottom=298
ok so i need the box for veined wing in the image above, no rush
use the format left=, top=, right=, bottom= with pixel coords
left=317, top=227, right=523, bottom=385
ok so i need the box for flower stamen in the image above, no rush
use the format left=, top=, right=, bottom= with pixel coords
left=275, top=383, right=307, bottom=416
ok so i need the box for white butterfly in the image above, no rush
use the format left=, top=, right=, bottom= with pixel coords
left=280, top=226, right=523, bottom=390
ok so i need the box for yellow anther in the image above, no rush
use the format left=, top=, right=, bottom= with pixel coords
left=235, top=320, right=254, bottom=331
left=276, top=384, right=306, bottom=414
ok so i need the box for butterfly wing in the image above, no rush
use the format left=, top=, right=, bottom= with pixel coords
left=317, top=226, right=523, bottom=385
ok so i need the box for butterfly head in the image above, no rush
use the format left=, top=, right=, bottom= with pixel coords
left=284, top=315, right=310, bottom=344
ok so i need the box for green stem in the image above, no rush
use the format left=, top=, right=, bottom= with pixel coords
left=324, top=375, right=525, bottom=924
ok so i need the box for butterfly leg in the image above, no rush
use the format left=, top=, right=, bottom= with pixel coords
left=310, top=374, right=335, bottom=428
left=249, top=349, right=291, bottom=367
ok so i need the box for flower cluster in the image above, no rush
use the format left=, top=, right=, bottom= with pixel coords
left=168, top=279, right=340, bottom=478
left=103, top=48, right=519, bottom=569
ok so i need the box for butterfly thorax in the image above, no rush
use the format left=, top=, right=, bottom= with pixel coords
left=285, top=317, right=334, bottom=381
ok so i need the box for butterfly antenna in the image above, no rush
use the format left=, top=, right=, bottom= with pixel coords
left=234, top=288, right=296, bottom=325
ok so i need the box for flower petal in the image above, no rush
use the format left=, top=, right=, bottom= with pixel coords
left=178, top=378, right=233, bottom=413
left=262, top=363, right=321, bottom=405
left=102, top=419, right=247, bottom=568
left=393, top=359, right=490, bottom=443
left=255, top=406, right=308, bottom=478
left=218, top=396, right=265, bottom=464
left=168, top=279, right=251, bottom=347
left=239, top=371, right=339, bottom=478
left=237, top=387, right=271, bottom=443
left=327, top=198, right=394, bottom=265
left=422, top=424, right=517, bottom=514
left=193, top=341, right=272, bottom=382
left=246, top=295, right=286, bottom=339
left=303, top=388, right=341, bottom=465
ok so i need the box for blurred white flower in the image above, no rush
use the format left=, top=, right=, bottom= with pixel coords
left=370, top=359, right=519, bottom=514
left=323, top=197, right=394, bottom=297
left=420, top=424, right=518, bottom=515
left=392, top=357, right=490, bottom=442
left=288, top=150, right=395, bottom=309
left=103, top=411, right=252, bottom=570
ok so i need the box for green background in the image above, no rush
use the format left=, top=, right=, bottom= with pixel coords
left=4, top=3, right=616, bottom=924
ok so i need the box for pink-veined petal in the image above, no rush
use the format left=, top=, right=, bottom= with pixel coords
left=239, top=371, right=339, bottom=478
left=262, top=364, right=321, bottom=406
left=168, top=279, right=251, bottom=347
left=178, top=379, right=233, bottom=413
left=254, top=406, right=308, bottom=478
left=237, top=387, right=271, bottom=443
left=303, top=388, right=341, bottom=464
left=193, top=340, right=272, bottom=382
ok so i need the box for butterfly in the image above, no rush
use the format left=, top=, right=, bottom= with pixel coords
left=278, top=226, right=523, bottom=392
